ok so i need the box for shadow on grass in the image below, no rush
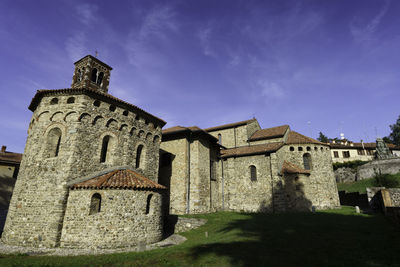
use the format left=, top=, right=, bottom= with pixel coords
left=189, top=209, right=400, bottom=267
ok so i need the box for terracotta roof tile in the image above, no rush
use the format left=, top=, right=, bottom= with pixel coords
left=0, top=151, right=22, bottom=164
left=205, top=118, right=257, bottom=132
left=286, top=131, right=324, bottom=145
left=28, top=88, right=166, bottom=127
left=162, top=125, right=218, bottom=142
left=71, top=169, right=166, bottom=190
left=281, top=160, right=310, bottom=174
left=249, top=125, right=289, bottom=141
left=221, top=142, right=284, bottom=158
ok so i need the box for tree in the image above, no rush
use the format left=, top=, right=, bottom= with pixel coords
left=387, top=115, right=400, bottom=145
left=317, top=132, right=329, bottom=143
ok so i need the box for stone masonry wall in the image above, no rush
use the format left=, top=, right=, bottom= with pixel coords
left=223, top=154, right=273, bottom=212
left=275, top=144, right=340, bottom=209
left=207, top=123, right=253, bottom=148
left=2, top=93, right=162, bottom=247
left=160, top=138, right=188, bottom=215
left=60, top=189, right=163, bottom=248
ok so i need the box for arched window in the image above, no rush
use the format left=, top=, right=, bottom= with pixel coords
left=46, top=127, right=62, bottom=158
left=91, top=68, right=98, bottom=82
left=290, top=146, right=295, bottom=151
left=97, top=72, right=104, bottom=85
left=145, top=194, right=153, bottom=214
left=218, top=134, right=222, bottom=145
left=109, top=105, right=116, bottom=112
left=136, top=145, right=144, bottom=168
left=303, top=153, right=312, bottom=170
left=306, top=146, right=311, bottom=151
left=50, top=98, right=58, bottom=105
left=298, top=147, right=303, bottom=151
left=77, top=69, right=82, bottom=81
left=314, top=147, right=318, bottom=151
left=89, top=193, right=101, bottom=215
left=250, top=165, right=257, bottom=181
left=67, top=97, right=75, bottom=104
left=100, top=135, right=111, bottom=163
left=123, top=110, right=129, bottom=116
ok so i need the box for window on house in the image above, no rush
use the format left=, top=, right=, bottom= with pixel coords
left=123, top=110, right=129, bottom=116
left=50, top=98, right=58, bottom=105
left=136, top=145, right=144, bottom=168
left=218, top=134, right=222, bottom=145
left=333, top=151, right=339, bottom=158
left=306, top=147, right=311, bottom=151
left=109, top=105, right=116, bottom=112
left=89, top=193, right=101, bottom=215
left=298, top=147, right=303, bottom=151
left=314, top=147, right=318, bottom=151
left=145, top=194, right=153, bottom=214
left=290, top=147, right=294, bottom=151
left=357, top=149, right=365, bottom=155
left=46, top=127, right=62, bottom=158
left=93, top=100, right=101, bottom=107
left=303, top=153, right=312, bottom=170
left=67, top=97, right=75, bottom=104
left=100, top=135, right=111, bottom=163
left=342, top=151, right=350, bottom=158
left=91, top=68, right=98, bottom=82
left=250, top=165, right=257, bottom=181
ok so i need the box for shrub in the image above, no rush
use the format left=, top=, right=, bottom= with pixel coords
left=332, top=160, right=369, bottom=171
left=373, top=173, right=400, bottom=188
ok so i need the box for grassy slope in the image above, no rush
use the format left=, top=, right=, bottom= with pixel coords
left=337, top=173, right=400, bottom=193
left=1, top=207, right=400, bottom=267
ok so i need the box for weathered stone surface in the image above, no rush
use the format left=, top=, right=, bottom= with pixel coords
left=60, top=189, right=164, bottom=248
left=334, top=167, right=356, bottom=183
left=357, top=158, right=400, bottom=180
left=173, top=217, right=207, bottom=233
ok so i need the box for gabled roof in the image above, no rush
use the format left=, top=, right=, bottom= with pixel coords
left=0, top=151, right=22, bottom=164
left=249, top=125, right=289, bottom=141
left=28, top=88, right=166, bottom=127
left=281, top=160, right=310, bottom=175
left=162, top=125, right=218, bottom=142
left=205, top=118, right=257, bottom=132
left=221, top=142, right=284, bottom=158
left=286, top=131, right=324, bottom=145
left=71, top=169, right=166, bottom=190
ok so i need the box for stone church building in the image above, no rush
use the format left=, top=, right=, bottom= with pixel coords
left=2, top=56, right=339, bottom=249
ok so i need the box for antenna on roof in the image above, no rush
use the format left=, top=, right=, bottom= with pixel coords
left=95, top=50, right=99, bottom=58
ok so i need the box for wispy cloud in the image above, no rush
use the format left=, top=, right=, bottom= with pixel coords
left=258, top=80, right=285, bottom=99
left=75, top=3, right=98, bottom=27
left=349, top=0, right=391, bottom=45
left=126, top=5, right=179, bottom=68
left=65, top=31, right=87, bottom=61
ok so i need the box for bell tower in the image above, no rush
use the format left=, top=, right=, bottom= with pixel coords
left=71, top=55, right=112, bottom=93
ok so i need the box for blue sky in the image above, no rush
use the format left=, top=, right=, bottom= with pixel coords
left=1, top=0, right=399, bottom=152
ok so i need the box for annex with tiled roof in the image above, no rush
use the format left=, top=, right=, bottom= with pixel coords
left=221, top=142, right=284, bottom=158
left=0, top=147, right=22, bottom=165
left=281, top=160, right=310, bottom=175
left=71, top=169, right=166, bottom=190
left=285, top=131, right=325, bottom=145
left=249, top=125, right=289, bottom=141
left=28, top=88, right=166, bottom=127
left=205, top=118, right=257, bottom=132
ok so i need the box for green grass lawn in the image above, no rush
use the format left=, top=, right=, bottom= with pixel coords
left=337, top=172, right=400, bottom=193
left=1, top=207, right=400, bottom=267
